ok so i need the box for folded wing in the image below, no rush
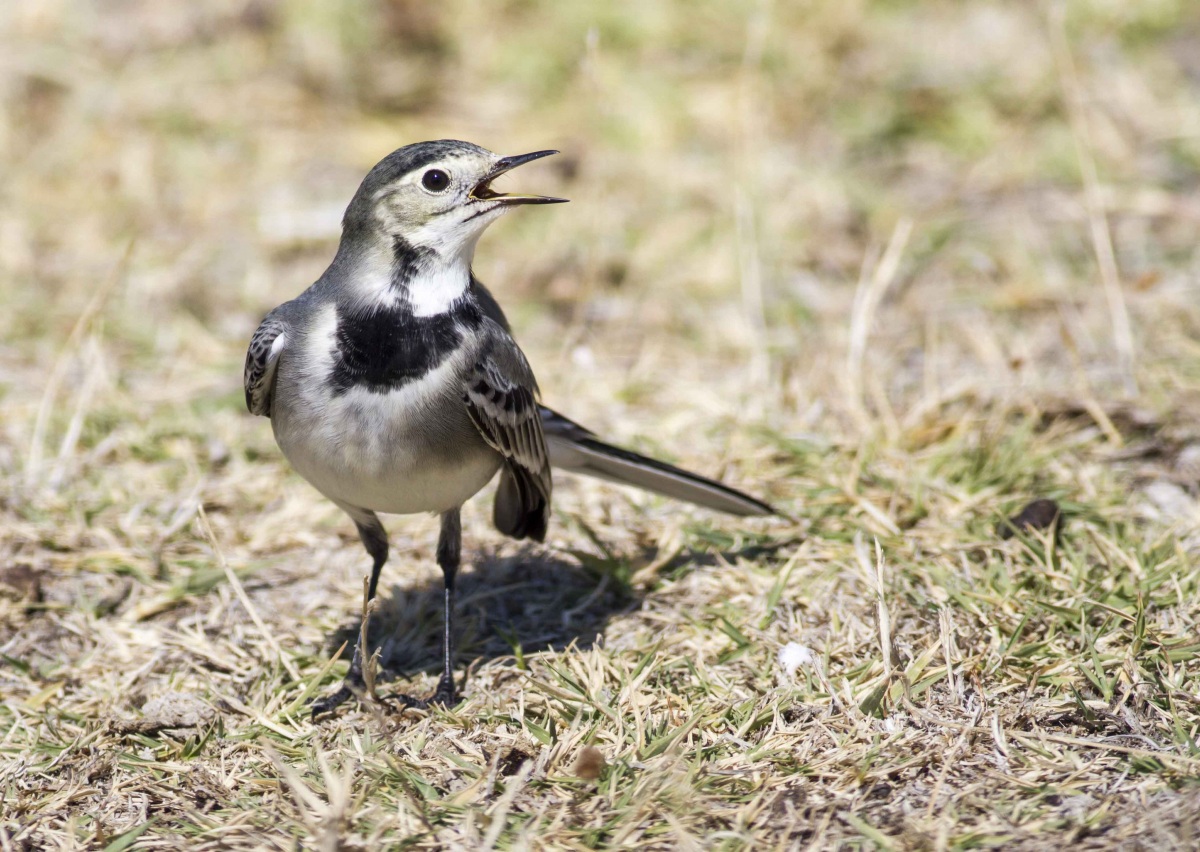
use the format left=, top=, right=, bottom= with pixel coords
left=244, top=311, right=290, bottom=417
left=463, top=330, right=553, bottom=541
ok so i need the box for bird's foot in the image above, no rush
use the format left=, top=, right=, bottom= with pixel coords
left=311, top=671, right=458, bottom=719
left=312, top=576, right=387, bottom=722
left=310, top=654, right=370, bottom=720
left=382, top=673, right=457, bottom=711
left=309, top=682, right=357, bottom=719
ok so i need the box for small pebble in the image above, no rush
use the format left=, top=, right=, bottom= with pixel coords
left=0, top=565, right=43, bottom=603
left=1175, top=444, right=1200, bottom=481
left=998, top=498, right=1061, bottom=540
left=206, top=438, right=231, bottom=468
left=112, top=691, right=217, bottom=735
left=1140, top=481, right=1195, bottom=523
left=570, top=745, right=606, bottom=781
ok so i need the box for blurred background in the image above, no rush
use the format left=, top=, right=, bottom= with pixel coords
left=3, top=0, right=1199, bottom=501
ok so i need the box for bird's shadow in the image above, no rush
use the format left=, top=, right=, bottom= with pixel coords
left=324, top=547, right=635, bottom=685
left=323, top=538, right=795, bottom=687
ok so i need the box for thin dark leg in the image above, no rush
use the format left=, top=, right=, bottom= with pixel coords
left=433, top=508, right=461, bottom=704
left=357, top=515, right=390, bottom=602
left=393, top=508, right=462, bottom=709
left=311, top=510, right=388, bottom=720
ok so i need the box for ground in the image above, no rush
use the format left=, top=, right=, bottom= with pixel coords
left=2, top=1, right=1200, bottom=849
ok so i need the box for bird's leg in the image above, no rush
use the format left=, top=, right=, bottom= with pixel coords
left=393, top=508, right=462, bottom=709
left=432, top=508, right=461, bottom=704
left=310, top=514, right=389, bottom=720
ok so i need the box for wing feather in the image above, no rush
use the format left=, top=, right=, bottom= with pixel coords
left=463, top=333, right=552, bottom=541
left=244, top=312, right=289, bottom=416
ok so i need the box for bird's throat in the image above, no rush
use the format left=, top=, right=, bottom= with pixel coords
left=391, top=235, right=477, bottom=318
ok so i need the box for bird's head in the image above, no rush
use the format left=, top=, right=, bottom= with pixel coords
left=342, top=140, right=566, bottom=259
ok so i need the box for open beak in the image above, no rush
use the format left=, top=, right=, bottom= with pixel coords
left=470, top=150, right=568, bottom=205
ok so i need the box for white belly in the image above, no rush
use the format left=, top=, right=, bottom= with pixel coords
left=271, top=317, right=501, bottom=516
left=278, top=419, right=500, bottom=515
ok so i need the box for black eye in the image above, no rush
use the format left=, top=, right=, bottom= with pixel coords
left=422, top=169, right=450, bottom=192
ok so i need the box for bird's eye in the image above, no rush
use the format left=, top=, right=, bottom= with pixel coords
left=422, top=169, right=450, bottom=192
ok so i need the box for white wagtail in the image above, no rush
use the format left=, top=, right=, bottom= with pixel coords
left=244, top=140, right=775, bottom=718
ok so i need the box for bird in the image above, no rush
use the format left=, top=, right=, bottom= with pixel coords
left=243, top=140, right=775, bottom=718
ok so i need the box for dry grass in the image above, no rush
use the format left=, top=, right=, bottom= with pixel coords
left=3, top=0, right=1200, bottom=848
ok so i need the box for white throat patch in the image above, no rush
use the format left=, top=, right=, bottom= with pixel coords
left=408, top=261, right=471, bottom=317
left=405, top=219, right=490, bottom=317
left=349, top=202, right=508, bottom=316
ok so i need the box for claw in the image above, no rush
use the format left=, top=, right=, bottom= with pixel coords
left=310, top=683, right=357, bottom=720
left=311, top=666, right=456, bottom=720
left=310, top=576, right=379, bottom=722
left=310, top=648, right=368, bottom=720
left=383, top=674, right=458, bottom=711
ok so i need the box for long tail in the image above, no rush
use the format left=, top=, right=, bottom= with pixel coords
left=540, top=406, right=776, bottom=517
